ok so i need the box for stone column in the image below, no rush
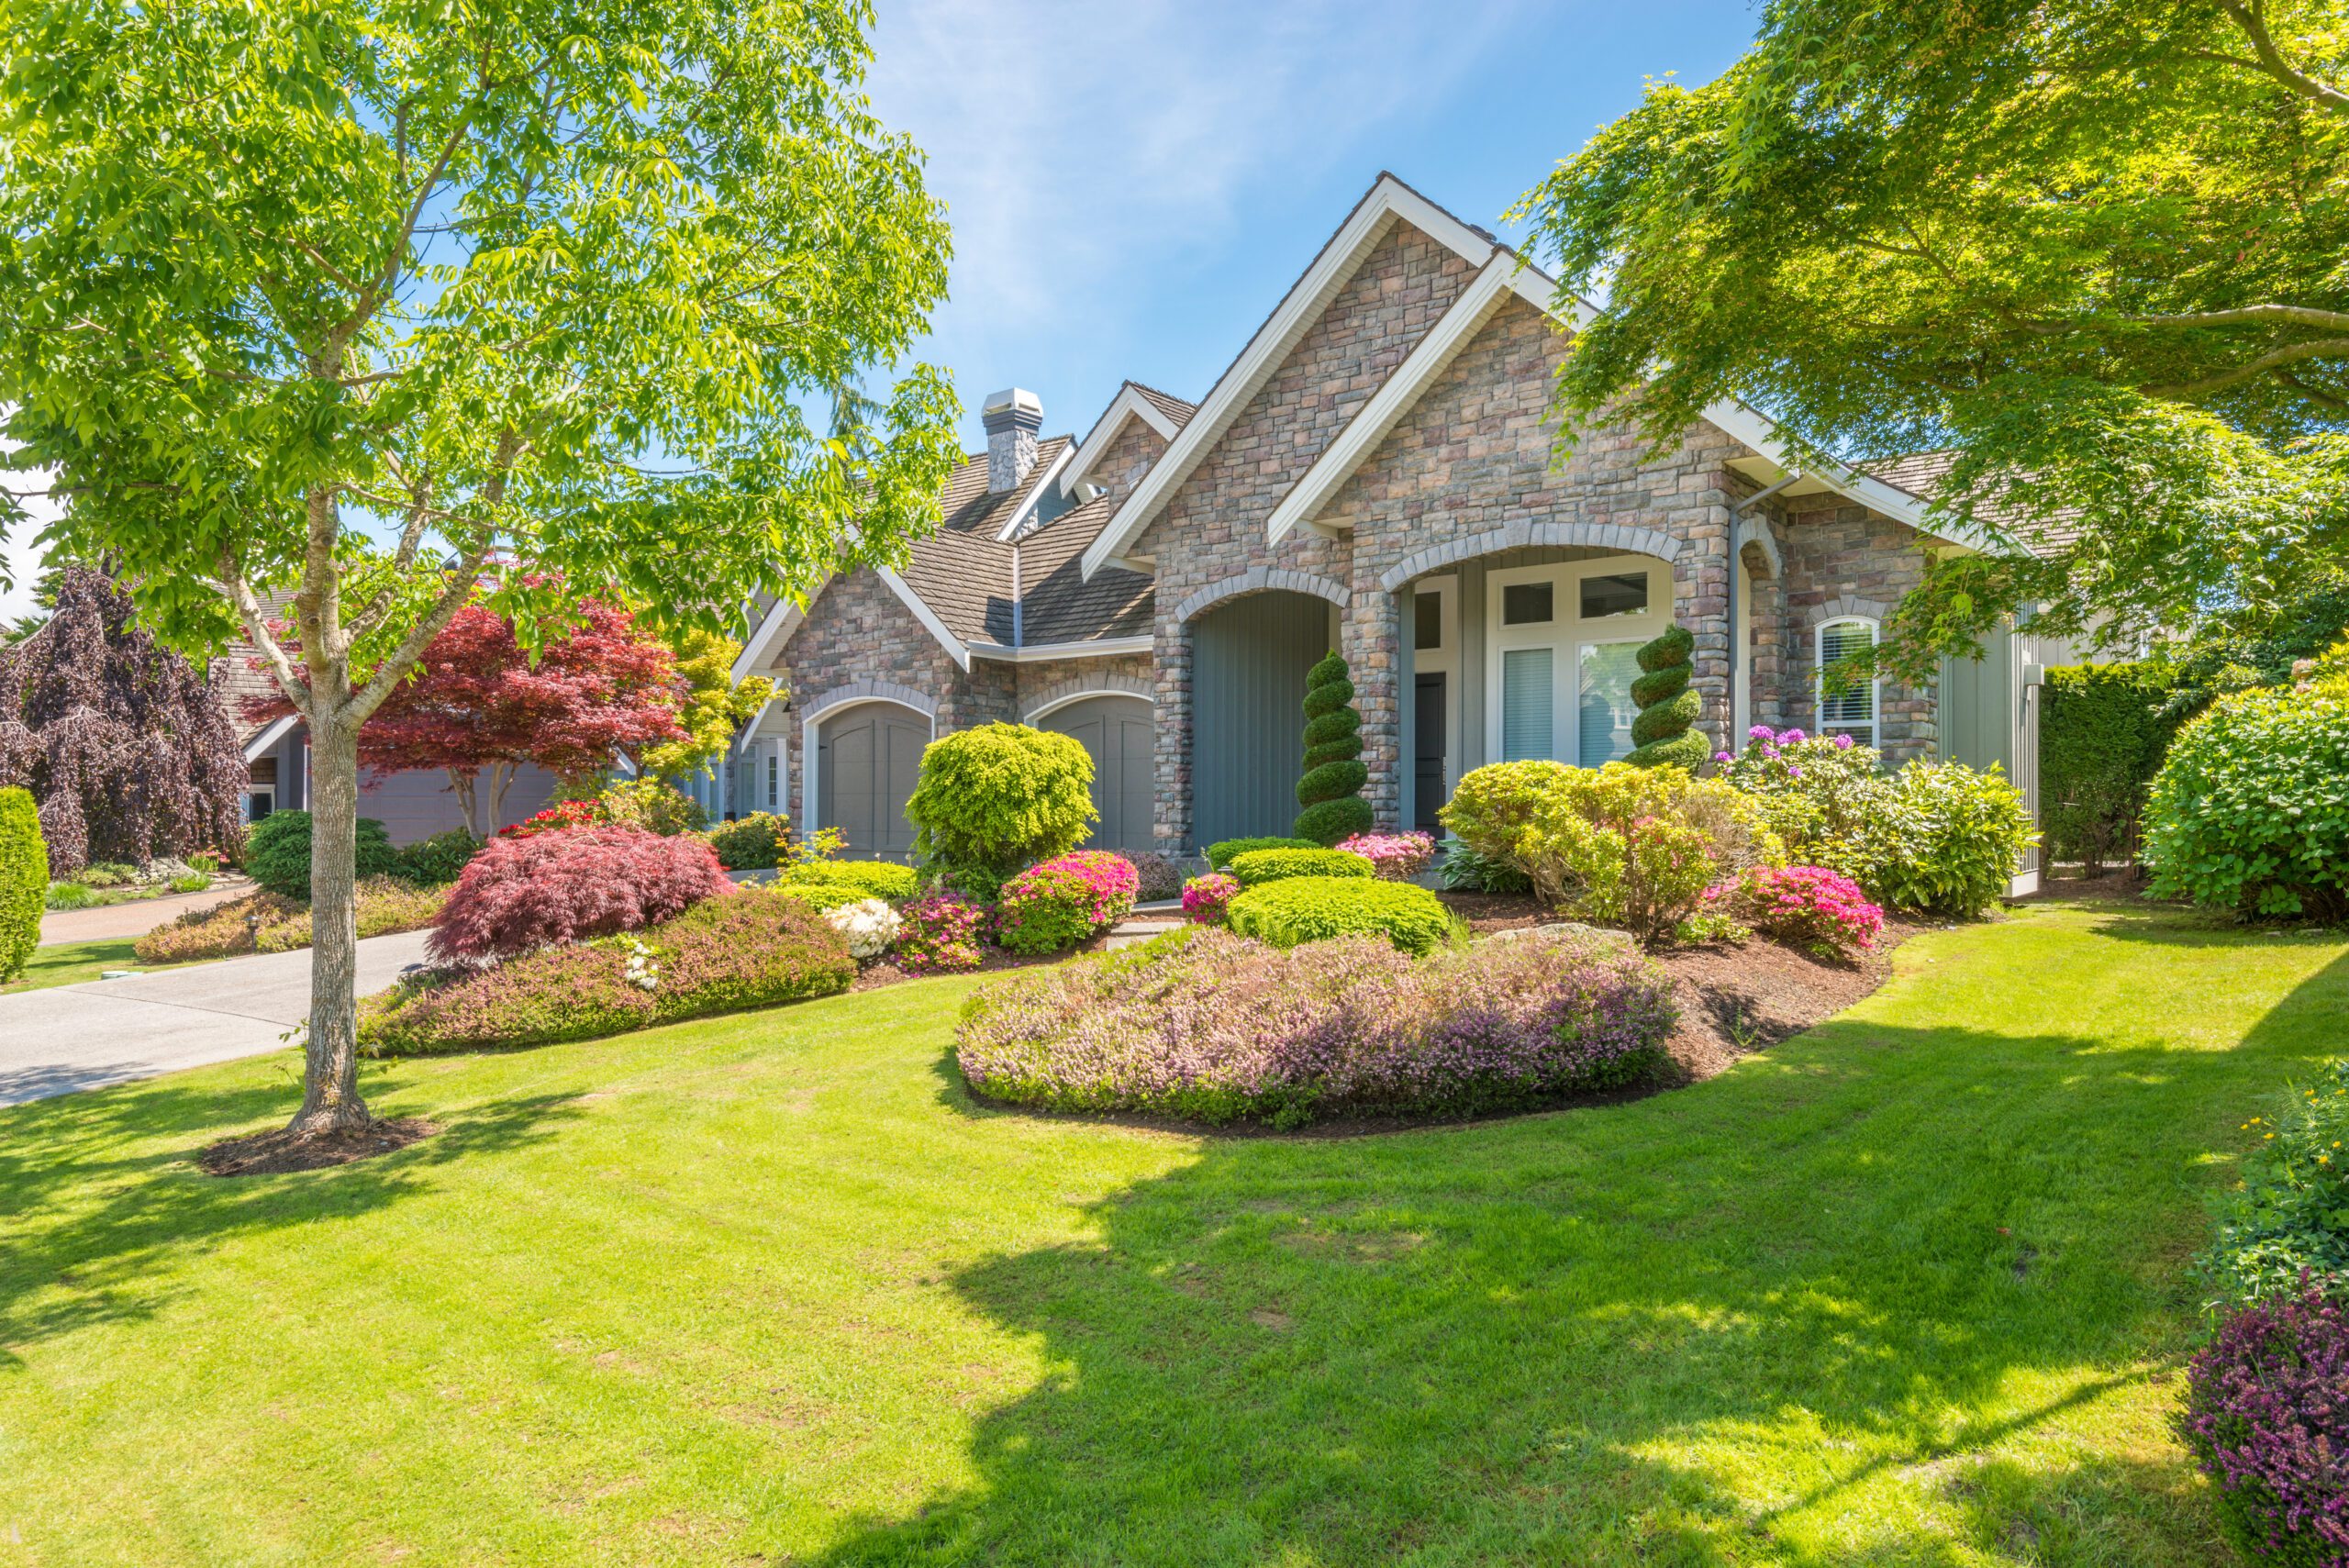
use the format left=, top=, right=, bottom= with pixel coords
left=1349, top=575, right=1401, bottom=831
left=1673, top=484, right=1736, bottom=750
left=1152, top=615, right=1194, bottom=852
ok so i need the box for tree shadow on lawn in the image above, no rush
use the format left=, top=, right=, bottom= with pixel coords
left=0, top=1070, right=579, bottom=1362
left=808, top=943, right=2349, bottom=1566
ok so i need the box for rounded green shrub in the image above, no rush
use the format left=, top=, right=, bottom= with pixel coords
left=770, top=880, right=878, bottom=914
left=243, top=810, right=401, bottom=899
left=0, top=787, right=47, bottom=981
left=1439, top=760, right=1575, bottom=870
left=1625, top=623, right=1710, bottom=771
left=1294, top=652, right=1373, bottom=846
left=1226, top=847, right=1375, bottom=886
left=1847, top=761, right=2032, bottom=918
left=775, top=859, right=919, bottom=904
left=395, top=828, right=483, bottom=886
left=2145, top=684, right=2349, bottom=920
left=906, top=723, right=1096, bottom=875
left=1206, top=835, right=1317, bottom=869
left=707, top=812, right=791, bottom=871
left=1226, top=874, right=1455, bottom=956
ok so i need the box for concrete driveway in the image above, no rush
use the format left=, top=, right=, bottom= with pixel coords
left=0, top=930, right=435, bottom=1106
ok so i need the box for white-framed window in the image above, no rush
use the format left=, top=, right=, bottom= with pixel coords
left=1815, top=617, right=1879, bottom=745
left=1486, top=556, right=1667, bottom=768
left=241, top=789, right=274, bottom=824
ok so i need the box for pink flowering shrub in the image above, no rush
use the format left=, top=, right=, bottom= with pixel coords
left=1336, top=830, right=1436, bottom=881
left=428, top=825, right=730, bottom=962
left=1182, top=872, right=1241, bottom=925
left=1720, top=863, right=1884, bottom=957
left=895, top=894, right=993, bottom=973
left=957, top=925, right=1677, bottom=1127
left=362, top=889, right=854, bottom=1054
left=994, top=850, right=1140, bottom=954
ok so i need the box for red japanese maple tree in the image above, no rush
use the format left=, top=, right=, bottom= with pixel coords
left=248, top=601, right=687, bottom=836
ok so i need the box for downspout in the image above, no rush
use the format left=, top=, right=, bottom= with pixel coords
left=1728, top=472, right=1800, bottom=751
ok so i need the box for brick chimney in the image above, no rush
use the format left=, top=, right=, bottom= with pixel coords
left=982, top=387, right=1041, bottom=494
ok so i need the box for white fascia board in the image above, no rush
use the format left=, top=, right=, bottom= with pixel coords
left=1698, top=399, right=2008, bottom=555
left=241, top=712, right=299, bottom=762
left=1268, top=256, right=1521, bottom=546
left=1058, top=386, right=1184, bottom=500
left=877, top=566, right=973, bottom=670
left=730, top=592, right=809, bottom=684
left=965, top=635, right=1154, bottom=664
left=993, top=441, right=1078, bottom=541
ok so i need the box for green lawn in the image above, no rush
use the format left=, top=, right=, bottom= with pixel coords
left=1, top=897, right=2341, bottom=1566
left=4, top=938, right=150, bottom=993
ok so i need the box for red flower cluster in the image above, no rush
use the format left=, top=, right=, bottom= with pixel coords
left=428, top=825, right=729, bottom=962
left=496, top=799, right=602, bottom=839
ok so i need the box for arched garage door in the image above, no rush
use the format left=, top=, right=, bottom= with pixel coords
left=1039, top=695, right=1154, bottom=853
left=816, top=703, right=927, bottom=859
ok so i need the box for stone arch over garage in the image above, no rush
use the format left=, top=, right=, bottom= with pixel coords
left=1173, top=566, right=1351, bottom=624
left=798, top=678, right=939, bottom=726
left=1020, top=673, right=1155, bottom=724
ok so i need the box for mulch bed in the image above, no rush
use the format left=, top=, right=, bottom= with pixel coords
left=1433, top=888, right=1928, bottom=1082
left=198, top=1117, right=438, bottom=1177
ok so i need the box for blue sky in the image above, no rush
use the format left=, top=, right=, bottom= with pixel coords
left=863, top=0, right=1760, bottom=451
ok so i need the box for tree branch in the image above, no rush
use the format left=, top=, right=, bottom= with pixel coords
left=2087, top=303, right=2349, bottom=333
left=345, top=546, right=491, bottom=724
left=2215, top=0, right=2349, bottom=115
left=215, top=560, right=309, bottom=716
left=2142, top=336, right=2349, bottom=397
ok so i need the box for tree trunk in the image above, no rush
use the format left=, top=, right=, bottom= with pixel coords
left=448, top=768, right=480, bottom=840
left=289, top=711, right=371, bottom=1135
left=488, top=762, right=516, bottom=834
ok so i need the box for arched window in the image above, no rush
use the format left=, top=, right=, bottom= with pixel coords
left=1815, top=617, right=1879, bottom=745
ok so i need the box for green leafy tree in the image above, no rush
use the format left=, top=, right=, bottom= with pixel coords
left=1513, top=0, right=2349, bottom=678
left=1294, top=651, right=1372, bottom=845
left=1624, top=623, right=1709, bottom=769
left=639, top=627, right=776, bottom=783
left=906, top=724, right=1096, bottom=876
left=0, top=1, right=956, bottom=1139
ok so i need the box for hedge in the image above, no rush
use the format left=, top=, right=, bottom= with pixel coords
left=2040, top=662, right=2177, bottom=873
left=244, top=810, right=401, bottom=899
left=1226, top=874, right=1456, bottom=956
left=0, top=787, right=46, bottom=982
left=774, top=859, right=919, bottom=903
left=1205, top=835, right=1317, bottom=869
left=1225, top=847, right=1375, bottom=886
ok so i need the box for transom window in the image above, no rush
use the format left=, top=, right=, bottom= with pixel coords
left=1816, top=617, right=1879, bottom=745
left=1501, top=582, right=1554, bottom=626
left=1579, top=572, right=1649, bottom=620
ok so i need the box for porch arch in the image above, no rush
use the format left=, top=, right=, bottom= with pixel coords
left=1174, top=566, right=1350, bottom=624
left=1377, top=521, right=1684, bottom=594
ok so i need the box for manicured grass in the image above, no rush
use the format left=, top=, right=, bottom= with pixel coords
left=3, top=938, right=150, bottom=992
left=0, top=897, right=2342, bottom=1565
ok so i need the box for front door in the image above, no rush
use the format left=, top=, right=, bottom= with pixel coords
left=1414, top=672, right=1446, bottom=833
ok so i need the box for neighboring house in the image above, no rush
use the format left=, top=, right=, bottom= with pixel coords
left=211, top=621, right=561, bottom=843
left=734, top=172, right=2080, bottom=889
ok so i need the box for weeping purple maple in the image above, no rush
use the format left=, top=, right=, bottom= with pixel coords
left=0, top=566, right=247, bottom=875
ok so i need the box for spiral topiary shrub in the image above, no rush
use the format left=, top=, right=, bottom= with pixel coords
left=1294, top=651, right=1373, bottom=846
left=0, top=786, right=48, bottom=982
left=905, top=723, right=1097, bottom=877
left=1623, top=623, right=1709, bottom=770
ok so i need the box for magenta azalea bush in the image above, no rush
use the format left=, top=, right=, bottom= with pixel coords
left=2178, top=1283, right=2349, bottom=1565
left=362, top=890, right=854, bottom=1054
left=1720, top=863, right=1884, bottom=957
left=428, top=825, right=730, bottom=963
left=956, top=925, right=1677, bottom=1127
left=895, top=894, right=993, bottom=974
left=1182, top=871, right=1241, bottom=925
left=994, top=849, right=1140, bottom=954
left=1337, top=829, right=1436, bottom=881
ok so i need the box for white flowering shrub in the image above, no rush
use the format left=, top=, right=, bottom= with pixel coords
left=825, top=896, right=902, bottom=962
left=620, top=938, right=660, bottom=992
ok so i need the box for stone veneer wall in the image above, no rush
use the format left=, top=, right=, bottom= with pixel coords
left=1773, top=495, right=1937, bottom=765
left=1085, top=418, right=1170, bottom=509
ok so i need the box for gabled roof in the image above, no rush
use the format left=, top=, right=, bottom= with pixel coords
left=1081, top=172, right=1546, bottom=579
left=1083, top=171, right=2014, bottom=575
left=1059, top=380, right=1195, bottom=499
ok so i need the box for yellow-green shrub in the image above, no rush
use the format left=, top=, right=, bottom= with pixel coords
left=0, top=786, right=46, bottom=982
left=1225, top=847, right=1374, bottom=887
left=905, top=723, right=1096, bottom=875
left=1515, top=763, right=1783, bottom=941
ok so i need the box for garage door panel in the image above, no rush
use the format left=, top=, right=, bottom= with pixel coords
left=1040, top=695, right=1153, bottom=854
left=818, top=704, right=925, bottom=860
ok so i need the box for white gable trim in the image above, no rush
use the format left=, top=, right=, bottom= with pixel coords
left=241, top=712, right=299, bottom=762
left=730, top=593, right=810, bottom=684
left=993, top=440, right=1077, bottom=541
left=1697, top=401, right=2005, bottom=554
left=1059, top=385, right=1184, bottom=501
left=876, top=566, right=973, bottom=670
left=1082, top=173, right=1573, bottom=581
left=1266, top=254, right=1565, bottom=546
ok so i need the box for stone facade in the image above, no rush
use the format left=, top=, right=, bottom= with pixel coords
left=1085, top=418, right=1170, bottom=511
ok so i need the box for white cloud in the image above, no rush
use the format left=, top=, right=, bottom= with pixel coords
left=866, top=0, right=1528, bottom=409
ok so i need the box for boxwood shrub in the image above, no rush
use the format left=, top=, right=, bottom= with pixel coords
left=2146, top=684, right=2349, bottom=920
left=774, top=859, right=920, bottom=904
left=1225, top=847, right=1374, bottom=886
left=244, top=810, right=402, bottom=899
left=956, top=925, right=1676, bottom=1127
left=360, top=889, right=855, bottom=1055
left=1205, top=835, right=1317, bottom=869
left=1226, top=874, right=1454, bottom=956
left=905, top=723, right=1096, bottom=875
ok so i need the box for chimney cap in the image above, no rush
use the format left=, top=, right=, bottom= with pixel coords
left=981, top=387, right=1043, bottom=427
